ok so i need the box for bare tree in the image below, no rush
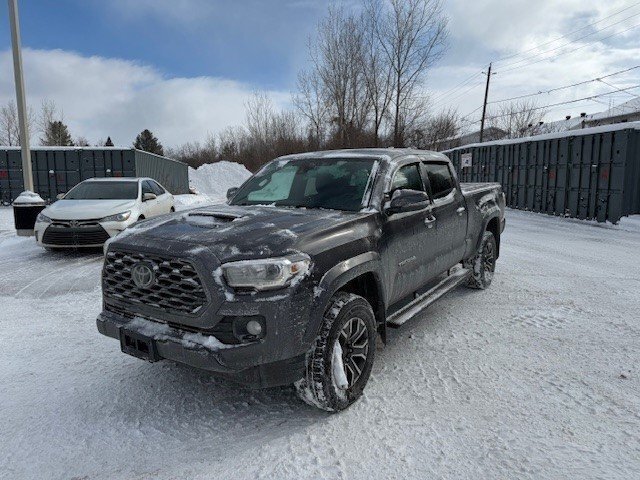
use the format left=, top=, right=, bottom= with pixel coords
left=309, top=6, right=369, bottom=147
left=488, top=100, right=547, bottom=139
left=74, top=136, right=90, bottom=147
left=294, top=69, right=329, bottom=149
left=360, top=0, right=394, bottom=146
left=410, top=107, right=460, bottom=150
left=0, top=101, right=34, bottom=145
left=37, top=99, right=61, bottom=144
left=373, top=0, right=449, bottom=147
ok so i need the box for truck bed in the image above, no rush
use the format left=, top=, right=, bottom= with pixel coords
left=460, top=182, right=501, bottom=195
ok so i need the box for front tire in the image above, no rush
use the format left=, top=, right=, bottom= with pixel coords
left=466, top=231, right=497, bottom=289
left=294, top=292, right=376, bottom=412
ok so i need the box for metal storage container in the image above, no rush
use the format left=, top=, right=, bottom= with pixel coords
left=443, top=122, right=640, bottom=223
left=0, top=147, right=189, bottom=204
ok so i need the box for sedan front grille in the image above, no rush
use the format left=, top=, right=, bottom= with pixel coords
left=43, top=223, right=110, bottom=246
left=103, top=250, right=208, bottom=315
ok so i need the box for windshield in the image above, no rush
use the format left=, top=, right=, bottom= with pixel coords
left=230, top=158, right=376, bottom=211
left=64, top=181, right=139, bottom=200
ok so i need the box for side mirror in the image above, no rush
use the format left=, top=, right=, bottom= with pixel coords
left=384, top=189, right=430, bottom=215
left=56, top=193, right=65, bottom=200
left=143, top=192, right=157, bottom=202
left=226, top=187, right=239, bottom=200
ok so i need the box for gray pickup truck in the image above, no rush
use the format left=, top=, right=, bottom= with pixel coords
left=97, top=148, right=505, bottom=411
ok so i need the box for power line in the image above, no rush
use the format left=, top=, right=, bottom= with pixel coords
left=496, top=12, right=640, bottom=71
left=429, top=78, right=486, bottom=109
left=460, top=84, right=640, bottom=128
left=426, top=71, right=484, bottom=104
left=497, top=21, right=640, bottom=74
left=597, top=78, right=640, bottom=98
left=492, top=2, right=640, bottom=64
left=486, top=65, right=640, bottom=105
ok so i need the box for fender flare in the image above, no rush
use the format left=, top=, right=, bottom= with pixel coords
left=303, top=251, right=384, bottom=345
left=476, top=210, right=502, bottom=254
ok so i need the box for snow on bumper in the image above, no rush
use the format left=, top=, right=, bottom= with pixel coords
left=96, top=310, right=307, bottom=388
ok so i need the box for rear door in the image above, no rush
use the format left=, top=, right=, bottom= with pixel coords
left=421, top=161, right=467, bottom=273
left=381, top=161, right=439, bottom=305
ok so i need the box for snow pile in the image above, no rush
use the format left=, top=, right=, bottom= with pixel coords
left=188, top=161, right=252, bottom=202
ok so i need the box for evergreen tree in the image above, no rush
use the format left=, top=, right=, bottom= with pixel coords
left=133, top=129, right=164, bottom=155
left=42, top=120, right=73, bottom=146
left=104, top=136, right=114, bottom=147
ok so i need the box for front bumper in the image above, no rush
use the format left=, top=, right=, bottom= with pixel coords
left=35, top=219, right=134, bottom=248
left=97, top=310, right=307, bottom=388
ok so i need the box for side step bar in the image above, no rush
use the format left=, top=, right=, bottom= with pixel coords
left=387, top=267, right=472, bottom=327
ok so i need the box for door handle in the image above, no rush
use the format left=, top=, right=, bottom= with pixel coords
left=424, top=216, right=436, bottom=228
left=456, top=206, right=466, bottom=216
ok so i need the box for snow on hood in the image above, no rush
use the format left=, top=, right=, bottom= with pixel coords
left=111, top=203, right=375, bottom=262
left=42, top=199, right=137, bottom=221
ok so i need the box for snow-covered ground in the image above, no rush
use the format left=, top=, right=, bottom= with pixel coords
left=1, top=202, right=639, bottom=479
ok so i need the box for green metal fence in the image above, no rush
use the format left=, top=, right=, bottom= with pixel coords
left=0, top=147, right=189, bottom=204
left=444, top=123, right=640, bottom=223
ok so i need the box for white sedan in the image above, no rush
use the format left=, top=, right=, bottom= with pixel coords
left=34, top=177, right=174, bottom=248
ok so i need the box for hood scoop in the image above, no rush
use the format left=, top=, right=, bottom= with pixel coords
left=185, top=211, right=244, bottom=228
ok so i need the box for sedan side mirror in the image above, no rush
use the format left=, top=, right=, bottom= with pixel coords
left=143, top=192, right=157, bottom=202
left=384, top=189, right=430, bottom=215
left=56, top=193, right=65, bottom=200
left=226, top=187, right=239, bottom=200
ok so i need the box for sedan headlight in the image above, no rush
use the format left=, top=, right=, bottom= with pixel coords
left=100, top=210, right=131, bottom=222
left=222, top=255, right=311, bottom=291
left=36, top=212, right=52, bottom=223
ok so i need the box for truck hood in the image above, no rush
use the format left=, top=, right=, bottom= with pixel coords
left=116, top=203, right=376, bottom=262
left=43, top=199, right=137, bottom=221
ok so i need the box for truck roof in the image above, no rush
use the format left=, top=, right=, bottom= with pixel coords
left=277, top=148, right=449, bottom=164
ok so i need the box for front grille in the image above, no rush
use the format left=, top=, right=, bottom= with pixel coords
left=43, top=223, right=110, bottom=246
left=103, top=250, right=208, bottom=315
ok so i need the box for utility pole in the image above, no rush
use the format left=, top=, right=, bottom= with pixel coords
left=8, top=0, right=33, bottom=192
left=479, top=62, right=492, bottom=143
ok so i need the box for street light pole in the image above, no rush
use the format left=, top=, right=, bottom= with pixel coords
left=8, top=0, right=33, bottom=192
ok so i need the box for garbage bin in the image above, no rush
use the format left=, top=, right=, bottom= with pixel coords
left=13, top=191, right=46, bottom=237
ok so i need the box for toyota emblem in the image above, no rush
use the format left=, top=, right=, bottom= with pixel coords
left=131, top=262, right=155, bottom=288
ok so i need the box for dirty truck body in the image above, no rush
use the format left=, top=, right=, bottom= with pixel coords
left=97, top=148, right=505, bottom=411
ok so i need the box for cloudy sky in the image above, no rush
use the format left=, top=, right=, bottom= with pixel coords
left=1, top=0, right=639, bottom=146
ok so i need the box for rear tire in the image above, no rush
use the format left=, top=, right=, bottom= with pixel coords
left=294, top=292, right=376, bottom=412
left=466, top=231, right=497, bottom=289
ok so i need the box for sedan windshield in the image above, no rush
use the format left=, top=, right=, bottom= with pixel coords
left=230, top=158, right=376, bottom=211
left=64, top=181, right=139, bottom=200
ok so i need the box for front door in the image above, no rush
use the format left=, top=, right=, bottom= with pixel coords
left=381, top=162, right=439, bottom=306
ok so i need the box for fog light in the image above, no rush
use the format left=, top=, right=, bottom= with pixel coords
left=246, top=320, right=263, bottom=336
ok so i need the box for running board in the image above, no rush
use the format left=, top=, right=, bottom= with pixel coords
left=387, top=267, right=472, bottom=327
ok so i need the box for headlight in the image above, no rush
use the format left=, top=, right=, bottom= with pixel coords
left=221, top=255, right=311, bottom=291
left=36, top=212, right=52, bottom=223
left=101, top=210, right=131, bottom=222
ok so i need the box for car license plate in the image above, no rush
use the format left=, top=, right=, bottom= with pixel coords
left=119, top=328, right=160, bottom=362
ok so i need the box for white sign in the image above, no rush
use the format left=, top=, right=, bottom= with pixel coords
left=461, top=153, right=472, bottom=168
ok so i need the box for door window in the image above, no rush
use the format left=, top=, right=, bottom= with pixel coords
left=423, top=163, right=455, bottom=199
left=390, top=164, right=424, bottom=194
left=149, top=180, right=165, bottom=195
left=142, top=180, right=155, bottom=196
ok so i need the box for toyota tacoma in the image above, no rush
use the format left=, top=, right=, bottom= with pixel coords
left=97, top=149, right=505, bottom=411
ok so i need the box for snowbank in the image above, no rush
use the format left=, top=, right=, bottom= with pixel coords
left=188, top=161, right=252, bottom=202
